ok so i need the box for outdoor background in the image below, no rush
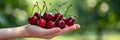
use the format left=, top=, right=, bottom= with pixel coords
left=0, top=0, right=120, bottom=40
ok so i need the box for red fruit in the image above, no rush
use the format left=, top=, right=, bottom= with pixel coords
left=28, top=16, right=39, bottom=25
left=43, top=12, right=54, bottom=21
left=34, top=12, right=40, bottom=19
left=63, top=17, right=66, bottom=21
left=65, top=16, right=75, bottom=26
left=47, top=21, right=55, bottom=29
left=54, top=13, right=63, bottom=20
left=37, top=19, right=46, bottom=28
left=56, top=20, right=65, bottom=29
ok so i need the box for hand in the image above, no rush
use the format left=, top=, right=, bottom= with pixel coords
left=26, top=24, right=80, bottom=39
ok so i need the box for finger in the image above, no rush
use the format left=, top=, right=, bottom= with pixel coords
left=42, top=26, right=70, bottom=38
left=26, top=25, right=61, bottom=36
left=74, top=24, right=80, bottom=29
left=43, top=24, right=80, bottom=38
left=36, top=27, right=62, bottom=39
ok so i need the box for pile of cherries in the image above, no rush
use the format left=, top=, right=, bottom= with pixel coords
left=28, top=2, right=75, bottom=29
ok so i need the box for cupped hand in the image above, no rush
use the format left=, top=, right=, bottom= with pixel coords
left=26, top=24, right=80, bottom=39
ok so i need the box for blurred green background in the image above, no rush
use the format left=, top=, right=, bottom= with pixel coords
left=0, top=0, right=120, bottom=40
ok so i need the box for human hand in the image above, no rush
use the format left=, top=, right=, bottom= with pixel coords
left=26, top=24, right=80, bottom=39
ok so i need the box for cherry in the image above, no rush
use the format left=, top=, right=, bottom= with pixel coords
left=28, top=16, right=39, bottom=25
left=34, top=12, right=39, bottom=17
left=34, top=12, right=40, bottom=19
left=37, top=18, right=46, bottom=28
left=65, top=16, right=75, bottom=26
left=54, top=12, right=63, bottom=20
left=47, top=21, right=55, bottom=29
left=43, top=12, right=54, bottom=21
left=28, top=2, right=75, bottom=29
left=56, top=20, right=65, bottom=29
left=63, top=17, right=66, bottom=21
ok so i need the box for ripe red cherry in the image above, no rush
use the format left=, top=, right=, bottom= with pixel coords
left=37, top=18, right=46, bottom=28
left=28, top=16, right=39, bottom=25
left=54, top=12, right=63, bottom=20
left=43, top=12, right=54, bottom=21
left=47, top=21, right=55, bottom=29
left=65, top=16, right=75, bottom=26
left=34, top=12, right=40, bottom=19
left=56, top=20, right=65, bottom=29
left=63, top=17, right=66, bottom=21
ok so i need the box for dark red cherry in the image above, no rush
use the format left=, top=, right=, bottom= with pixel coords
left=47, top=21, right=55, bottom=29
left=34, top=12, right=40, bottom=19
left=28, top=16, right=39, bottom=25
left=63, top=17, right=66, bottom=21
left=43, top=12, right=54, bottom=21
left=54, top=12, right=63, bottom=20
left=65, top=16, right=75, bottom=26
left=37, top=18, right=46, bottom=28
left=56, top=20, right=65, bottom=29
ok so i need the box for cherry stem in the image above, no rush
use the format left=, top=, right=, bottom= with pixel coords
left=62, top=2, right=68, bottom=5
left=31, top=5, right=36, bottom=17
left=54, top=14, right=61, bottom=22
left=54, top=2, right=68, bottom=22
left=36, top=2, right=42, bottom=13
left=49, top=3, right=56, bottom=13
left=49, top=3, right=52, bottom=9
left=36, top=1, right=42, bottom=19
left=44, top=1, right=49, bottom=12
left=64, top=5, right=72, bottom=16
left=58, top=2, right=68, bottom=13
left=61, top=2, right=68, bottom=12
left=41, top=5, right=45, bottom=13
left=60, top=6, right=65, bottom=13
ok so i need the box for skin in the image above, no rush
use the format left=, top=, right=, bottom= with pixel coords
left=0, top=24, right=80, bottom=40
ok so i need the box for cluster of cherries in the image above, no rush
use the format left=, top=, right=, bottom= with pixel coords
left=28, top=2, right=75, bottom=29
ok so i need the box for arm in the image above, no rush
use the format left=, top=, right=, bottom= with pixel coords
left=0, top=24, right=80, bottom=40
left=0, top=25, right=61, bottom=40
left=0, top=25, right=30, bottom=40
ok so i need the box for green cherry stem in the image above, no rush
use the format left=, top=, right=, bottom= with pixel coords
left=41, top=5, right=45, bottom=13
left=61, top=2, right=68, bottom=5
left=61, top=2, right=68, bottom=13
left=58, top=2, right=68, bottom=13
left=44, top=1, right=49, bottom=12
left=60, top=6, right=65, bottom=13
left=36, top=1, right=42, bottom=19
left=54, top=14, right=61, bottom=22
left=64, top=5, right=72, bottom=16
left=31, top=5, right=36, bottom=17
left=36, top=1, right=42, bottom=13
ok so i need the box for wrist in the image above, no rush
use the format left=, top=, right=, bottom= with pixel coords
left=0, top=25, right=31, bottom=39
left=17, top=25, right=31, bottom=38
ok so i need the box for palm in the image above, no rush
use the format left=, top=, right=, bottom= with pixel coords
left=26, top=24, right=80, bottom=39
